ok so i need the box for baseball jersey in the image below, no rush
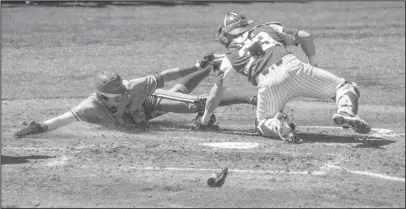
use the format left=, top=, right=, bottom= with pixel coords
left=70, top=75, right=160, bottom=128
left=218, top=23, right=298, bottom=87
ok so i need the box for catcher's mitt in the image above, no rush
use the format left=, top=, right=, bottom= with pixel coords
left=198, top=52, right=216, bottom=69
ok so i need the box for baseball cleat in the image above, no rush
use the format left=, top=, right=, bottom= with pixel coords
left=332, top=112, right=371, bottom=134
left=14, top=121, right=45, bottom=138
left=207, top=167, right=228, bottom=187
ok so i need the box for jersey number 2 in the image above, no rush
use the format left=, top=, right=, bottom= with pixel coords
left=239, top=32, right=279, bottom=57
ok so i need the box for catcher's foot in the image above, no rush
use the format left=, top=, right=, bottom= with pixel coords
left=14, top=121, right=46, bottom=138
left=332, top=112, right=371, bottom=134
left=193, top=112, right=219, bottom=130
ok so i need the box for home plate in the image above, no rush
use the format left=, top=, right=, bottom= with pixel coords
left=199, top=142, right=260, bottom=149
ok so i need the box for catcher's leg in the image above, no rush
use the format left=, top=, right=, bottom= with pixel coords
left=254, top=68, right=298, bottom=143
left=284, top=60, right=371, bottom=134
left=332, top=81, right=371, bottom=133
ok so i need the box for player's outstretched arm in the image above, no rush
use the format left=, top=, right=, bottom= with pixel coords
left=199, top=57, right=236, bottom=127
left=159, top=52, right=215, bottom=83
left=14, top=111, right=76, bottom=138
left=200, top=84, right=227, bottom=124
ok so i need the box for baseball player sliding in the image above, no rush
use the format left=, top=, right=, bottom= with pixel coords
left=15, top=53, right=257, bottom=138
left=196, top=12, right=371, bottom=143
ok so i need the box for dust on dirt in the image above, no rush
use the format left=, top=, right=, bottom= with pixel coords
left=2, top=99, right=405, bottom=207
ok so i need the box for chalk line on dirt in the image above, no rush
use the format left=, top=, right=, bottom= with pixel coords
left=123, top=166, right=327, bottom=176
left=321, top=164, right=405, bottom=182
left=221, top=125, right=405, bottom=138
left=199, top=142, right=260, bottom=149
left=139, top=165, right=405, bottom=182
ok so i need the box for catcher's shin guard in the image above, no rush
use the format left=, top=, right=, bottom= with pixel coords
left=333, top=81, right=371, bottom=134
left=14, top=121, right=47, bottom=138
left=335, top=81, right=360, bottom=116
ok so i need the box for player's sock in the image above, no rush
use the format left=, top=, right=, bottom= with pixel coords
left=177, top=67, right=211, bottom=93
left=218, top=92, right=256, bottom=106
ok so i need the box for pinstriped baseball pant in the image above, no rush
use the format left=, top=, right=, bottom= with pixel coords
left=256, top=54, right=345, bottom=136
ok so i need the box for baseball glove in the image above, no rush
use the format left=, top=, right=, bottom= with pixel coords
left=198, top=52, right=216, bottom=69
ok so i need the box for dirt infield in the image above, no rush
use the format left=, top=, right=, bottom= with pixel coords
left=2, top=99, right=405, bottom=207
left=1, top=1, right=405, bottom=208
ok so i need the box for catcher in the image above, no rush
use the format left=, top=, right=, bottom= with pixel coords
left=14, top=53, right=257, bottom=138
left=196, top=12, right=371, bottom=143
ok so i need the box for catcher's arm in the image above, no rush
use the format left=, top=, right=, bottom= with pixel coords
left=294, top=30, right=318, bottom=66
left=267, top=23, right=318, bottom=66
left=200, top=57, right=236, bottom=125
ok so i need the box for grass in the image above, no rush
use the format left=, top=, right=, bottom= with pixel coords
left=1, top=1, right=405, bottom=106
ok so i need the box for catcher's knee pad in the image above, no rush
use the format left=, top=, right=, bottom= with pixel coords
left=335, top=81, right=360, bottom=116
left=256, top=111, right=294, bottom=141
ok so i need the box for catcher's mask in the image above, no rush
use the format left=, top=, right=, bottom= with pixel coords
left=94, top=71, right=128, bottom=106
left=215, top=12, right=255, bottom=48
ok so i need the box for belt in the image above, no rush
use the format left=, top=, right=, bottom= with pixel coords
left=261, top=54, right=296, bottom=76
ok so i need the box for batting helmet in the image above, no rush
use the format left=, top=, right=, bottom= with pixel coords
left=94, top=71, right=127, bottom=97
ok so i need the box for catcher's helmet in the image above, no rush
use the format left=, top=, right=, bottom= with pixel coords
left=94, top=71, right=127, bottom=97
left=216, top=12, right=255, bottom=48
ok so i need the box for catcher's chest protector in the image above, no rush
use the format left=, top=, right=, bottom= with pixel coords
left=226, top=26, right=291, bottom=86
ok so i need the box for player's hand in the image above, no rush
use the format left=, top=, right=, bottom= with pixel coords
left=193, top=112, right=219, bottom=130
left=198, top=52, right=215, bottom=69
left=14, top=121, right=46, bottom=138
left=307, top=55, right=319, bottom=67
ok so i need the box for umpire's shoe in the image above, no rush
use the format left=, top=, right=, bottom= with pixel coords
left=15, top=121, right=46, bottom=138
left=194, top=112, right=219, bottom=130
left=332, top=112, right=371, bottom=134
